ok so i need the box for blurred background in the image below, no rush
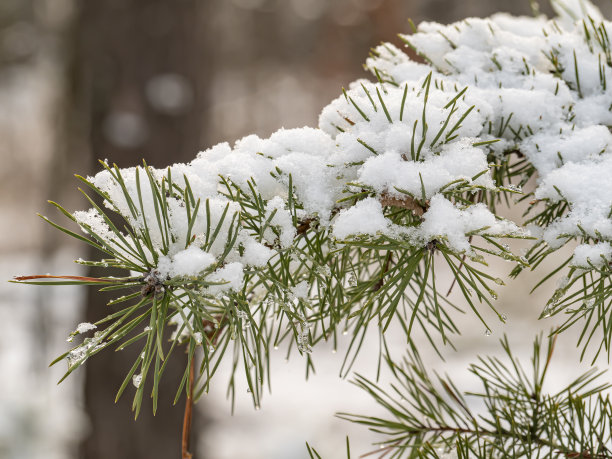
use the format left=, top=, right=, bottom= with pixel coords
left=1, top=1, right=611, bottom=458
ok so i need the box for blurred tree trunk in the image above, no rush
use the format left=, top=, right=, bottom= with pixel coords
left=74, top=1, right=211, bottom=458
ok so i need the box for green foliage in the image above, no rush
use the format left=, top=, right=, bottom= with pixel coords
left=340, top=334, right=612, bottom=458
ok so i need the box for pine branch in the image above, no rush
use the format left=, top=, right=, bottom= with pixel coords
left=11, top=5, right=612, bottom=455
left=341, top=334, right=612, bottom=458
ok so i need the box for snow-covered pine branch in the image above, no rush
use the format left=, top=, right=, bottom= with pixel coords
left=13, top=0, right=612, bottom=452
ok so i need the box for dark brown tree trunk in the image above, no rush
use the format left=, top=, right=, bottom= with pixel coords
left=75, top=1, right=211, bottom=458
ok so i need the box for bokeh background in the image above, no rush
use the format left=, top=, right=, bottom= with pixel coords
left=2, top=1, right=611, bottom=458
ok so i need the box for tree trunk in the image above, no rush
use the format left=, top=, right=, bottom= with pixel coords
left=75, top=1, right=210, bottom=458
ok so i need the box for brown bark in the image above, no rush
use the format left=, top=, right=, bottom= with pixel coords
left=75, top=1, right=211, bottom=458
left=181, top=356, right=196, bottom=459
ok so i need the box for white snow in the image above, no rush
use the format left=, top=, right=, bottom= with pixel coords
left=208, top=262, right=245, bottom=295
left=572, top=242, right=612, bottom=268
left=290, top=281, right=310, bottom=300
left=332, top=198, right=392, bottom=240
left=368, top=3, right=612, bottom=271
left=264, top=197, right=297, bottom=249
left=236, top=234, right=274, bottom=267
left=158, top=246, right=216, bottom=278
left=356, top=139, right=493, bottom=199
left=419, top=195, right=521, bottom=253
left=75, top=322, right=97, bottom=334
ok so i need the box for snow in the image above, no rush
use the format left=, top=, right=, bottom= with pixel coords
left=418, top=195, right=521, bottom=253
left=356, top=138, right=494, bottom=199
left=6, top=2, right=612, bottom=458
left=536, top=155, right=612, bottom=248
left=264, top=196, right=297, bottom=249
left=572, top=242, right=612, bottom=268
left=73, top=208, right=115, bottom=243
left=132, top=373, right=143, bottom=389
left=235, top=234, right=274, bottom=267
left=332, top=198, right=392, bottom=239
left=75, top=322, right=97, bottom=334
left=521, top=126, right=612, bottom=178
left=158, top=246, right=216, bottom=278
left=373, top=2, right=612, bottom=272
left=207, top=262, right=245, bottom=295
left=290, top=281, right=310, bottom=299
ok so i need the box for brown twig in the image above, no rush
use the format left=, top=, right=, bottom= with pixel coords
left=507, top=148, right=524, bottom=158
left=379, top=192, right=427, bottom=216
left=372, top=253, right=393, bottom=292
left=181, top=355, right=196, bottom=459
left=296, top=217, right=316, bottom=235
left=13, top=274, right=110, bottom=282
left=180, top=316, right=227, bottom=458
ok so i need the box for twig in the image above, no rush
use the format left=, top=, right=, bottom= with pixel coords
left=13, top=274, right=110, bottom=282
left=379, top=192, right=427, bottom=216
left=372, top=253, right=393, bottom=292
left=180, top=316, right=227, bottom=458
left=181, top=354, right=196, bottom=459
left=296, top=217, right=315, bottom=235
left=361, top=424, right=605, bottom=458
